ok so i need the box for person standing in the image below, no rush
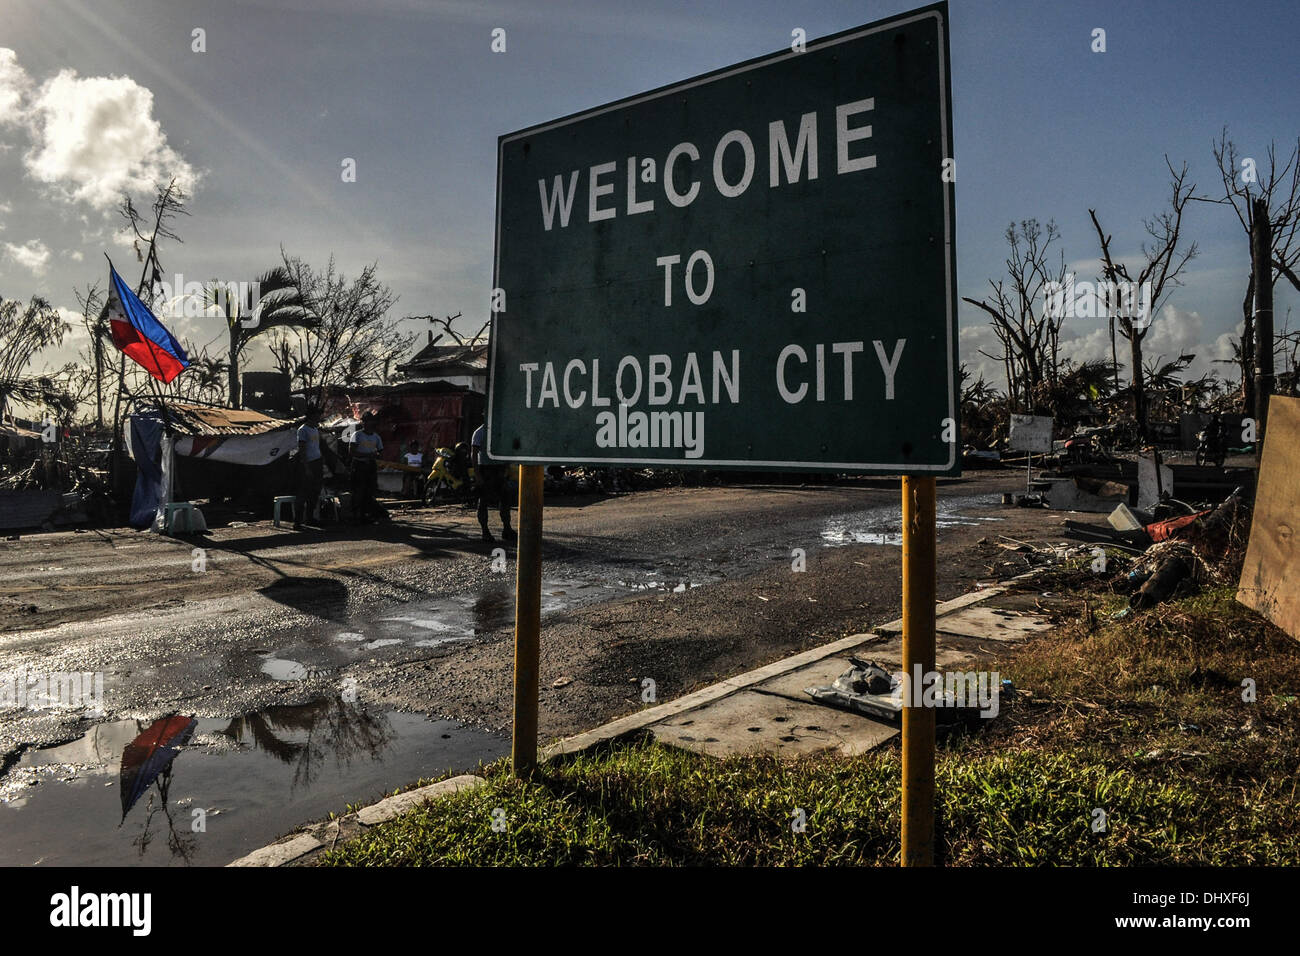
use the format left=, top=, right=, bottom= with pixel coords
left=351, top=413, right=384, bottom=522
left=294, top=406, right=323, bottom=530
left=471, top=421, right=513, bottom=543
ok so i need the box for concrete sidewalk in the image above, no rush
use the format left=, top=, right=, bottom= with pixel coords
left=228, top=572, right=1056, bottom=866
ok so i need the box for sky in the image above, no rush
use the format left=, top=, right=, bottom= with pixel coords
left=1, top=0, right=1296, bottom=408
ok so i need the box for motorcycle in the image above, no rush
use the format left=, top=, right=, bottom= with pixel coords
left=1063, top=424, right=1118, bottom=465
left=1195, top=414, right=1227, bottom=468
left=423, top=443, right=476, bottom=505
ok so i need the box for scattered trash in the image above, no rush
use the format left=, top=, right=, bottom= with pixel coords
left=1146, top=512, right=1207, bottom=543
left=1130, top=547, right=1194, bottom=609
left=1107, top=503, right=1144, bottom=532
left=1063, top=519, right=1150, bottom=552
left=551, top=676, right=573, bottom=688
left=804, top=657, right=994, bottom=725
left=805, top=658, right=901, bottom=720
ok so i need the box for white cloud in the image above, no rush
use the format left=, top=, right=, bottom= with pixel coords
left=0, top=48, right=31, bottom=125
left=64, top=249, right=84, bottom=261
left=111, top=228, right=140, bottom=250
left=960, top=304, right=1243, bottom=395
left=4, top=237, right=52, bottom=275
left=22, top=66, right=198, bottom=210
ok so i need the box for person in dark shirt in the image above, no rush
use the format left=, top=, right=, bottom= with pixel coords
left=471, top=422, right=514, bottom=543
left=350, top=413, right=384, bottom=522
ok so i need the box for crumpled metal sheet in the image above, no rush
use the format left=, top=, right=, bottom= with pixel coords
left=805, top=657, right=903, bottom=721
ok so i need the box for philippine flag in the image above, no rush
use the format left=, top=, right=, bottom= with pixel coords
left=107, top=263, right=190, bottom=383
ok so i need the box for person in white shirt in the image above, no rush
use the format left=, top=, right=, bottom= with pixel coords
left=402, top=440, right=424, bottom=497
left=293, top=406, right=323, bottom=530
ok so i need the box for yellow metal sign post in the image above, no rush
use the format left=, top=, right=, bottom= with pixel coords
left=901, top=476, right=937, bottom=865
left=511, top=464, right=545, bottom=778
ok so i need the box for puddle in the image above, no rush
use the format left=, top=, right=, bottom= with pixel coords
left=260, top=657, right=314, bottom=681
left=820, top=522, right=904, bottom=546
left=617, top=578, right=707, bottom=592
left=283, top=572, right=724, bottom=663
left=0, top=698, right=507, bottom=866
left=820, top=494, right=1004, bottom=547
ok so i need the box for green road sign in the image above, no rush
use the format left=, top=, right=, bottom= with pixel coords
left=488, top=2, right=958, bottom=473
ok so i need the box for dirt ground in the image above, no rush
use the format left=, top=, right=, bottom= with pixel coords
left=0, top=471, right=1077, bottom=745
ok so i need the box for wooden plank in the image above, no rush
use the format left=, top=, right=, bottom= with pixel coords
left=1237, top=395, right=1300, bottom=640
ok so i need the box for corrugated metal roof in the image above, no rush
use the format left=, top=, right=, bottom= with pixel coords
left=1, top=422, right=43, bottom=440
left=149, top=402, right=294, bottom=436
left=397, top=342, right=488, bottom=374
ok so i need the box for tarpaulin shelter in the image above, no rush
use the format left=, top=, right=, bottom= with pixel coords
left=126, top=401, right=299, bottom=527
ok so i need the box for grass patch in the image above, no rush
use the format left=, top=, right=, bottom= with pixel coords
left=985, top=584, right=1300, bottom=780
left=317, top=739, right=1298, bottom=866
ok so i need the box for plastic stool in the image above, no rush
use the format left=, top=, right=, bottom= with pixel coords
left=272, top=495, right=296, bottom=528
left=163, top=501, right=194, bottom=534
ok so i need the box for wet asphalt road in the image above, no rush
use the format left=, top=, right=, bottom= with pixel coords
left=0, top=473, right=1071, bottom=864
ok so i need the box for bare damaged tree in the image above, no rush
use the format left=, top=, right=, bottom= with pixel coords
left=111, top=180, right=189, bottom=472
left=265, top=252, right=413, bottom=407
left=205, top=265, right=314, bottom=409
left=118, top=179, right=189, bottom=308
left=72, top=283, right=106, bottom=426
left=1089, top=158, right=1198, bottom=441
left=962, top=219, right=1067, bottom=413
left=404, top=312, right=492, bottom=360
left=0, top=294, right=68, bottom=418
left=168, top=347, right=230, bottom=405
left=1205, top=131, right=1300, bottom=414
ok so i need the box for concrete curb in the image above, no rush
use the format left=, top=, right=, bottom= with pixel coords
left=227, top=833, right=324, bottom=868
left=355, top=773, right=485, bottom=826
left=225, top=576, right=1029, bottom=866
left=224, top=774, right=486, bottom=867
